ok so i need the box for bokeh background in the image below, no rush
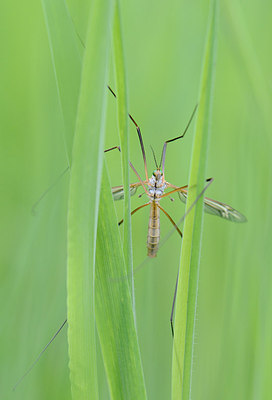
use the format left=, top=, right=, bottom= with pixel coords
left=1, top=0, right=271, bottom=399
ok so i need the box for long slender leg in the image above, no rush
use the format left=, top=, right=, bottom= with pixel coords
left=165, top=177, right=213, bottom=190
left=107, top=85, right=149, bottom=181
left=129, top=161, right=149, bottom=196
left=160, top=104, right=198, bottom=174
left=169, top=181, right=212, bottom=337
left=118, top=202, right=150, bottom=226
left=104, top=145, right=149, bottom=196
left=104, top=145, right=121, bottom=153
left=159, top=178, right=214, bottom=251
left=165, top=181, right=186, bottom=189
left=160, top=185, right=189, bottom=199
left=157, top=204, right=183, bottom=239
left=13, top=319, right=67, bottom=390
left=170, top=269, right=179, bottom=337
left=31, top=167, right=70, bottom=215
left=31, top=142, right=122, bottom=214
left=31, top=144, right=122, bottom=214
left=161, top=177, right=213, bottom=200
left=32, top=87, right=148, bottom=214
left=157, top=204, right=183, bottom=337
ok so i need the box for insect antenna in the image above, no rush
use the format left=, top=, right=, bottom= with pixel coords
left=150, top=145, right=159, bottom=169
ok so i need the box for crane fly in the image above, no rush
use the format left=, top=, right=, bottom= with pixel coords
left=106, top=86, right=246, bottom=258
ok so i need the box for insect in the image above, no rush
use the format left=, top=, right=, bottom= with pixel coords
left=106, top=86, right=246, bottom=258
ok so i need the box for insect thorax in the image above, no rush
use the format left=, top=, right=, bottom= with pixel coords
left=148, top=169, right=166, bottom=198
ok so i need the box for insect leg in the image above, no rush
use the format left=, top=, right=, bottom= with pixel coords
left=160, top=185, right=189, bottom=199
left=161, top=177, right=213, bottom=199
left=157, top=204, right=183, bottom=239
left=170, top=269, right=179, bottom=337
left=32, top=144, right=122, bottom=214
left=31, top=167, right=70, bottom=215
left=160, top=104, right=198, bottom=175
left=13, top=319, right=67, bottom=390
left=158, top=178, right=214, bottom=251
left=107, top=86, right=149, bottom=181
left=104, top=145, right=149, bottom=196
left=169, top=180, right=214, bottom=337
left=118, top=202, right=150, bottom=226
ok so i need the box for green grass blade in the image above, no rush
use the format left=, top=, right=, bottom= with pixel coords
left=95, top=164, right=147, bottom=399
left=41, top=0, right=82, bottom=164
left=171, top=1, right=218, bottom=399
left=112, top=3, right=134, bottom=298
left=67, top=0, right=113, bottom=398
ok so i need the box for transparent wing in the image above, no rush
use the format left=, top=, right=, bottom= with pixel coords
left=177, top=189, right=247, bottom=223
left=111, top=183, right=141, bottom=201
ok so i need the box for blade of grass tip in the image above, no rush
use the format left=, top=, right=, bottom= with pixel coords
left=95, top=163, right=147, bottom=399
left=112, top=2, right=134, bottom=301
left=41, top=0, right=82, bottom=165
left=171, top=1, right=218, bottom=399
left=67, top=0, right=114, bottom=398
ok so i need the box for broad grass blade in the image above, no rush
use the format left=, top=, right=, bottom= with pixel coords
left=67, top=0, right=114, bottom=398
left=95, top=164, right=147, bottom=399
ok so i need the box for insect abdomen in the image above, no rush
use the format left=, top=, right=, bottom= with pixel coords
left=147, top=202, right=160, bottom=257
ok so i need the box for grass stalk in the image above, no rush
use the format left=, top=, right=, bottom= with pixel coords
left=171, top=1, right=218, bottom=399
left=66, top=0, right=114, bottom=398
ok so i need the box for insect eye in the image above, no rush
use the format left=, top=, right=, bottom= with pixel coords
left=153, top=170, right=157, bottom=176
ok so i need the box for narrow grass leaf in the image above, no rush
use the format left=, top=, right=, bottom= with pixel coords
left=171, top=1, right=218, bottom=399
left=95, top=163, right=147, bottom=399
left=112, top=2, right=134, bottom=298
left=67, top=0, right=114, bottom=398
left=41, top=0, right=82, bottom=164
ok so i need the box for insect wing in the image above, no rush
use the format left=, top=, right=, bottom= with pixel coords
left=177, top=189, right=247, bottom=223
left=111, top=183, right=140, bottom=201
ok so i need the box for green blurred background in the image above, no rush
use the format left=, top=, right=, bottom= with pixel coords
left=1, top=0, right=271, bottom=399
